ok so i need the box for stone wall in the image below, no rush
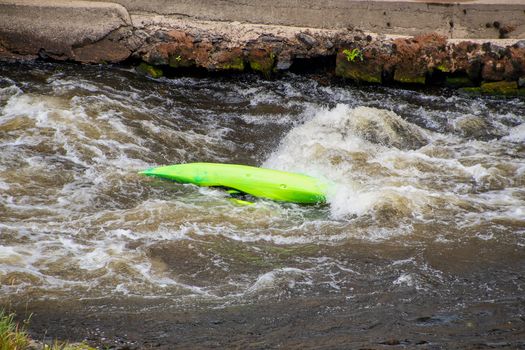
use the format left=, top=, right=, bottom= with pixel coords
left=1, top=0, right=524, bottom=94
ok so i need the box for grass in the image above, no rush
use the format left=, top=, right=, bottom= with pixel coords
left=0, top=310, right=96, bottom=350
left=0, top=310, right=30, bottom=350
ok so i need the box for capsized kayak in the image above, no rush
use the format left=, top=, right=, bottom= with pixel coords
left=139, top=162, right=329, bottom=204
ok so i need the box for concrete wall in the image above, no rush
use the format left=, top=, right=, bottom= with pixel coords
left=0, top=0, right=131, bottom=59
left=91, top=0, right=525, bottom=39
left=0, top=0, right=524, bottom=90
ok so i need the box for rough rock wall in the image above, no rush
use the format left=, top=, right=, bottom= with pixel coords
left=0, top=0, right=524, bottom=94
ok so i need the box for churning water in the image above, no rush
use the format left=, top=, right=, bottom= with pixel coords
left=0, top=62, right=524, bottom=347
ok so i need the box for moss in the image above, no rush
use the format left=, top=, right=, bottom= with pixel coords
left=335, top=52, right=382, bottom=83
left=249, top=52, right=275, bottom=78
left=445, top=75, right=475, bottom=88
left=337, top=67, right=381, bottom=83
left=249, top=61, right=263, bottom=72
left=394, top=73, right=426, bottom=84
left=168, top=53, right=194, bottom=68
left=481, top=80, right=518, bottom=95
left=435, top=64, right=450, bottom=73
left=356, top=73, right=381, bottom=83
left=136, top=62, right=163, bottom=79
left=249, top=60, right=271, bottom=77
left=460, top=82, right=524, bottom=97
left=218, top=57, right=245, bottom=71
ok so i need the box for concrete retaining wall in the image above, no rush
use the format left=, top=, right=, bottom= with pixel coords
left=0, top=0, right=524, bottom=93
left=93, top=0, right=525, bottom=39
left=0, top=0, right=132, bottom=61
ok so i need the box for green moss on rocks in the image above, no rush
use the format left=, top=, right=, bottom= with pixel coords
left=481, top=81, right=518, bottom=95
left=168, top=56, right=190, bottom=68
left=213, top=48, right=245, bottom=71
left=137, top=62, right=163, bottom=78
left=355, top=72, right=381, bottom=83
left=459, top=81, right=524, bottom=97
left=445, top=75, right=475, bottom=88
left=436, top=64, right=451, bottom=73
left=341, top=69, right=381, bottom=83
left=248, top=49, right=275, bottom=78
left=394, top=71, right=426, bottom=84
left=249, top=59, right=273, bottom=77
left=335, top=50, right=382, bottom=83
left=218, top=57, right=245, bottom=71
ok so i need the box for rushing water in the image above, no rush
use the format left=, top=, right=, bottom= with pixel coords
left=1, top=62, right=524, bottom=347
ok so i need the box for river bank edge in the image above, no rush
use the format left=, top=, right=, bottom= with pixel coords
left=1, top=0, right=525, bottom=96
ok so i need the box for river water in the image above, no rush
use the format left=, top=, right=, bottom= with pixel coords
left=1, top=62, right=524, bottom=348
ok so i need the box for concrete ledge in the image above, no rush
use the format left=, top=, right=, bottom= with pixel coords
left=0, top=0, right=132, bottom=61
left=92, top=0, right=525, bottom=39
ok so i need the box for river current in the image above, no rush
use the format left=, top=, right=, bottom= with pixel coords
left=1, top=62, right=524, bottom=348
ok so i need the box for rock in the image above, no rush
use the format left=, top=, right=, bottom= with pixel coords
left=394, top=69, right=426, bottom=84
left=136, top=62, right=163, bottom=78
left=72, top=37, right=131, bottom=64
left=481, top=57, right=506, bottom=81
left=275, top=52, right=293, bottom=71
left=481, top=81, right=518, bottom=95
left=0, top=0, right=131, bottom=63
left=481, top=80, right=518, bottom=95
left=2, top=1, right=524, bottom=89
left=247, top=47, right=275, bottom=77
left=260, top=34, right=281, bottom=43
left=514, top=40, right=525, bottom=49
left=296, top=32, right=317, bottom=49
left=504, top=47, right=525, bottom=81
left=381, top=339, right=401, bottom=345
left=443, top=41, right=482, bottom=80
left=519, top=76, right=525, bottom=88
left=391, top=33, right=448, bottom=84
left=335, top=48, right=382, bottom=83
left=445, top=75, right=475, bottom=88
left=482, top=42, right=505, bottom=56
left=212, top=47, right=245, bottom=71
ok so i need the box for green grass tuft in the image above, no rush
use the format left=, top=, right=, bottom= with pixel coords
left=0, top=310, right=30, bottom=350
left=0, top=310, right=97, bottom=350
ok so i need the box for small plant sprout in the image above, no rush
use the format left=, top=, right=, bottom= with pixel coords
left=343, top=48, right=364, bottom=62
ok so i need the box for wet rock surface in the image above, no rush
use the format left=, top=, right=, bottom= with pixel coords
left=10, top=296, right=525, bottom=350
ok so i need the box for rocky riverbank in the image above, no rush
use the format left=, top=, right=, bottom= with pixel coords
left=1, top=1, right=524, bottom=94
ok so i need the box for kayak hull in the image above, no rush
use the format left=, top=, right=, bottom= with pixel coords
left=140, top=163, right=328, bottom=204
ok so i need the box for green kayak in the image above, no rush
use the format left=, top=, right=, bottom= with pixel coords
left=139, top=162, right=329, bottom=204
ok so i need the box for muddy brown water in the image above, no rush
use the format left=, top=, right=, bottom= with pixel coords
left=1, top=62, right=524, bottom=349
